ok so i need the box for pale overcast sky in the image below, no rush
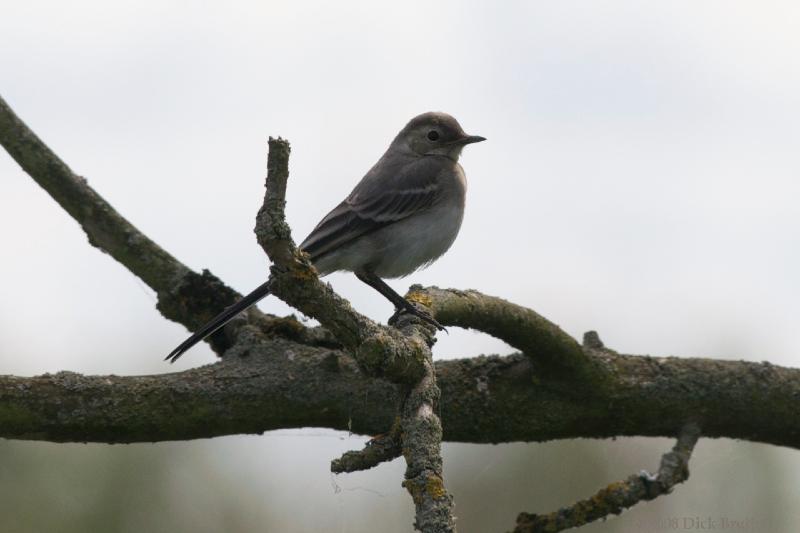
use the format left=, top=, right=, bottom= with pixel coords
left=1, top=2, right=799, bottom=532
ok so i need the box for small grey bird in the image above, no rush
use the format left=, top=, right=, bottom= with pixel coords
left=166, top=112, right=484, bottom=362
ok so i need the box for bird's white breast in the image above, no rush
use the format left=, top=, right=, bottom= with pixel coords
left=369, top=200, right=465, bottom=278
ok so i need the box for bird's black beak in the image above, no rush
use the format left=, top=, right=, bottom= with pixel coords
left=456, top=134, right=486, bottom=145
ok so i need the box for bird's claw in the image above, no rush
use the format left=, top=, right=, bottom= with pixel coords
left=390, top=303, right=447, bottom=333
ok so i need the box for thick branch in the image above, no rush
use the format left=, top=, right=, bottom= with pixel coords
left=0, top=93, right=298, bottom=354
left=514, top=423, right=701, bottom=533
left=0, top=343, right=796, bottom=449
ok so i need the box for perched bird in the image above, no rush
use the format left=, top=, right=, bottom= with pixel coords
left=166, top=112, right=484, bottom=362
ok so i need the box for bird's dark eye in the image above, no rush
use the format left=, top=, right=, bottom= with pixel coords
left=427, top=130, right=440, bottom=141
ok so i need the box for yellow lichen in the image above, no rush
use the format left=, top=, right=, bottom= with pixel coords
left=403, top=475, right=447, bottom=504
left=426, top=475, right=447, bottom=500
left=291, top=265, right=318, bottom=281
left=406, top=290, right=433, bottom=308
left=402, top=480, right=424, bottom=504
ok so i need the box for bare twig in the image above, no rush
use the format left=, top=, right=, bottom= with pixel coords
left=331, top=418, right=403, bottom=474
left=514, top=423, right=702, bottom=533
left=254, top=138, right=375, bottom=350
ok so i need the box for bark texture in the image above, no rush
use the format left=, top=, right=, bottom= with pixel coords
left=0, top=347, right=796, bottom=448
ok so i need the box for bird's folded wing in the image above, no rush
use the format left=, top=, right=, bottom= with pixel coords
left=299, top=156, right=446, bottom=262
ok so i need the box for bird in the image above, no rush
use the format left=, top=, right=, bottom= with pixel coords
left=166, top=111, right=484, bottom=362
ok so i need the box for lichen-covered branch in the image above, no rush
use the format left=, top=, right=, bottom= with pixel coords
left=408, top=286, right=607, bottom=384
left=0, top=346, right=795, bottom=449
left=401, top=358, right=455, bottom=533
left=254, top=138, right=376, bottom=351
left=0, top=93, right=297, bottom=355
left=514, top=423, right=701, bottom=533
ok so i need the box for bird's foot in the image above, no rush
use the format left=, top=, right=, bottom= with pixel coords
left=389, top=302, right=447, bottom=332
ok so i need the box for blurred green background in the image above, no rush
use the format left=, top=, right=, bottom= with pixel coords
left=2, top=1, right=799, bottom=531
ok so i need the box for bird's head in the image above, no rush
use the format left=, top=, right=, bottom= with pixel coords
left=393, top=112, right=485, bottom=161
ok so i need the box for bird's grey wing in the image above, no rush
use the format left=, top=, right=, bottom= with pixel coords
left=299, top=156, right=446, bottom=262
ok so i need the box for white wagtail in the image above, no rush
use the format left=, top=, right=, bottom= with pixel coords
left=166, top=112, right=484, bottom=362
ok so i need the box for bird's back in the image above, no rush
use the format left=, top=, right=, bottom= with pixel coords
left=300, top=154, right=465, bottom=278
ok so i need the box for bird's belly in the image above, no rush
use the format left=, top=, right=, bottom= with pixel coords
left=314, top=203, right=464, bottom=279
left=370, top=204, right=464, bottom=278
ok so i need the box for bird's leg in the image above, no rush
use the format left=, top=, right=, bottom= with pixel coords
left=355, top=271, right=445, bottom=331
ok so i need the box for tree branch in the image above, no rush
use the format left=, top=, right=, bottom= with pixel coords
left=409, top=286, right=609, bottom=384
left=514, top=423, right=701, bottom=533
left=0, top=93, right=307, bottom=355
left=254, top=138, right=377, bottom=352
left=0, top=345, right=796, bottom=449
left=401, top=357, right=455, bottom=532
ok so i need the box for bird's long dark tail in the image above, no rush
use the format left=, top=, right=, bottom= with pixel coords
left=165, top=280, right=272, bottom=363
